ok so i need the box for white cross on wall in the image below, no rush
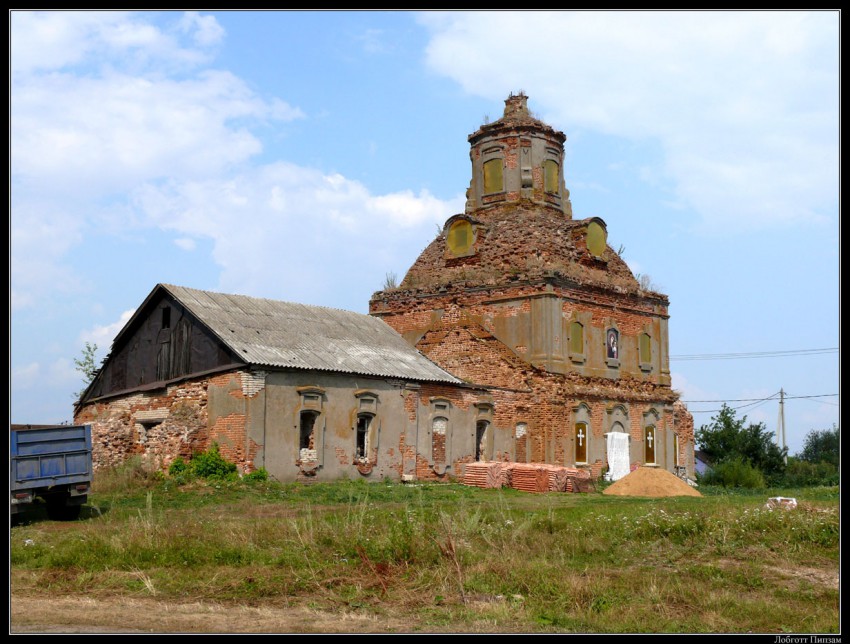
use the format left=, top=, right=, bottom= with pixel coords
left=646, top=431, right=653, bottom=449
left=577, top=428, right=585, bottom=447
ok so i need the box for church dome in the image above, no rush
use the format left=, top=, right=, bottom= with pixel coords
left=398, top=201, right=643, bottom=296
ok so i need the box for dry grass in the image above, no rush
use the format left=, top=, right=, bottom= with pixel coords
left=10, top=477, right=840, bottom=634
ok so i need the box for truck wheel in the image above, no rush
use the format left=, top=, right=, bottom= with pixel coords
left=46, top=499, right=82, bottom=521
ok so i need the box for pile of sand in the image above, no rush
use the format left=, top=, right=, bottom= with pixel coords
left=602, top=466, right=702, bottom=497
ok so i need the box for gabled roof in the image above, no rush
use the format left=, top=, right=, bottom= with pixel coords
left=694, top=450, right=713, bottom=465
left=158, top=284, right=461, bottom=384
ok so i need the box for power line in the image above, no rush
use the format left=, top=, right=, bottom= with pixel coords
left=681, top=393, right=838, bottom=403
left=787, top=393, right=840, bottom=400
left=687, top=392, right=780, bottom=414
left=791, top=394, right=841, bottom=408
left=685, top=392, right=838, bottom=414
left=671, top=347, right=838, bottom=361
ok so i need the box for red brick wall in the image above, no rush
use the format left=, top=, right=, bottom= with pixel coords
left=74, top=369, right=259, bottom=474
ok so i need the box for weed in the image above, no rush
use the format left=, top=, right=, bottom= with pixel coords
left=10, top=480, right=840, bottom=634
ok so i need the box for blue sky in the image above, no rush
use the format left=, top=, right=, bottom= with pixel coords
left=10, top=10, right=839, bottom=455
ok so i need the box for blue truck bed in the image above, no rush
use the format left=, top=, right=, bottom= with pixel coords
left=10, top=424, right=93, bottom=519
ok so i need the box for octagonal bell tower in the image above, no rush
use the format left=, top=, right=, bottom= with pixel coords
left=465, top=92, right=573, bottom=217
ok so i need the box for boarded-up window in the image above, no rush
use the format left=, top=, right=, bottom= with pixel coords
left=640, top=333, right=652, bottom=366
left=483, top=158, right=503, bottom=194
left=432, top=416, right=448, bottom=464
left=544, top=159, right=559, bottom=194
left=156, top=318, right=191, bottom=381
left=515, top=422, right=528, bottom=463
left=575, top=421, right=588, bottom=464
left=446, top=219, right=474, bottom=256
left=645, top=425, right=656, bottom=464
left=587, top=221, right=607, bottom=257
left=570, top=321, right=584, bottom=356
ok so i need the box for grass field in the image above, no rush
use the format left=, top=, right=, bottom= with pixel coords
left=10, top=463, right=840, bottom=634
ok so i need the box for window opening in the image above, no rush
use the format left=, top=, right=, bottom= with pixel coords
left=575, top=421, right=588, bottom=464
left=645, top=425, right=656, bottom=464
left=475, top=420, right=489, bottom=461
left=299, top=411, right=319, bottom=461
left=356, top=415, right=371, bottom=460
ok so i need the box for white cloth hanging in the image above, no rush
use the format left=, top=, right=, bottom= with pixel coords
left=606, top=432, right=631, bottom=481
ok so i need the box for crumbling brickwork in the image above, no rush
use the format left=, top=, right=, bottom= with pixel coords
left=368, top=93, right=694, bottom=480
left=75, top=369, right=261, bottom=474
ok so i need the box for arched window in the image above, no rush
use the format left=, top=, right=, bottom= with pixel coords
left=570, top=321, right=585, bottom=359
left=586, top=220, right=607, bottom=258
left=639, top=333, right=652, bottom=369
left=299, top=410, right=319, bottom=461
left=645, top=425, right=656, bottom=464
left=432, top=416, right=448, bottom=464
left=356, top=414, right=372, bottom=461
left=575, top=421, right=588, bottom=464
left=606, top=328, right=619, bottom=361
left=446, top=219, right=474, bottom=256
left=544, top=159, right=559, bottom=194
left=475, top=420, right=490, bottom=462
left=515, top=422, right=528, bottom=463
left=483, top=158, right=504, bottom=194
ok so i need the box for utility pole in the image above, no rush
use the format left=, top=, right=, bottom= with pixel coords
left=777, top=388, right=787, bottom=464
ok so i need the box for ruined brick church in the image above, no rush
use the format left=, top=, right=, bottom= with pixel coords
left=75, top=93, right=694, bottom=483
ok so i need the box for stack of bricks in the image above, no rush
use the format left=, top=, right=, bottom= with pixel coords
left=564, top=468, right=592, bottom=493
left=462, top=462, right=592, bottom=494
left=463, top=461, right=508, bottom=489
left=506, top=463, right=551, bottom=493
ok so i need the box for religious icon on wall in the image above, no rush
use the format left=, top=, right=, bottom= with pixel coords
left=607, top=329, right=618, bottom=360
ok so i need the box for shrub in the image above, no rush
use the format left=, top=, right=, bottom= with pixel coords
left=781, top=458, right=839, bottom=487
left=168, top=456, right=189, bottom=477
left=699, top=457, right=766, bottom=488
left=189, top=443, right=238, bottom=481
left=242, top=467, right=269, bottom=483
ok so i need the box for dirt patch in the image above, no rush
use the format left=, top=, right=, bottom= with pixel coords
left=765, top=565, right=839, bottom=591
left=10, top=595, right=423, bottom=634
left=602, top=466, right=702, bottom=497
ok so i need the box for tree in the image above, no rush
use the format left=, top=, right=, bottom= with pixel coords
left=695, top=404, right=787, bottom=480
left=73, top=341, right=99, bottom=400
left=797, top=424, right=839, bottom=469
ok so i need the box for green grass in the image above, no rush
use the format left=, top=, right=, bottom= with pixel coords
left=10, top=466, right=840, bottom=634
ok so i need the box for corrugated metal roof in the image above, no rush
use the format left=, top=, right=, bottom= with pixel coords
left=161, top=284, right=461, bottom=384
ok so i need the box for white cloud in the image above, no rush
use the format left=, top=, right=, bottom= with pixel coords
left=10, top=11, right=305, bottom=312
left=11, top=362, right=41, bottom=390
left=177, top=11, right=226, bottom=47
left=10, top=11, right=223, bottom=75
left=46, top=357, right=79, bottom=388
left=10, top=200, right=88, bottom=310
left=356, top=28, right=389, bottom=55
left=12, top=70, right=302, bottom=195
left=174, top=237, right=196, bottom=251
left=80, top=309, right=137, bottom=352
left=10, top=358, right=79, bottom=391
left=799, top=402, right=839, bottom=427
left=133, top=162, right=464, bottom=306
left=419, top=10, right=839, bottom=231
left=670, top=372, right=719, bottom=407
